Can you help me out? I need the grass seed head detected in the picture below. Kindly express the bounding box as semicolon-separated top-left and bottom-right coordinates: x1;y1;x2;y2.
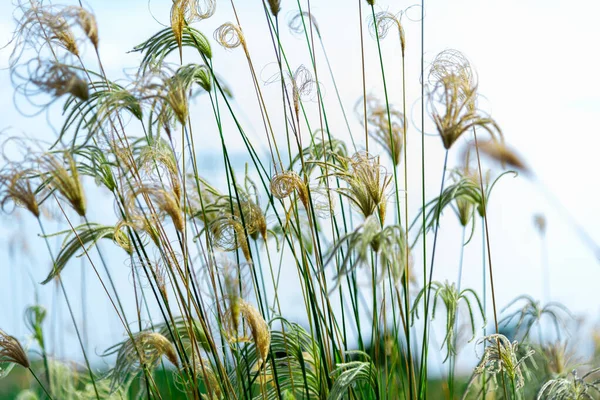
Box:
0;168;40;217
0;330;30;369
475;334;534;390
270;171;309;211
39;151;87;216
31;62;89;101
474;140;529;174
268;0;281;17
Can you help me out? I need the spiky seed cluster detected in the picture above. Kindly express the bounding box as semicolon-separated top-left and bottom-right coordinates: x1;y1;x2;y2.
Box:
356;96;404;166
225;300;271;369
270;171;309;210
0;330;30;369
474;334;534;390
39;151;87;216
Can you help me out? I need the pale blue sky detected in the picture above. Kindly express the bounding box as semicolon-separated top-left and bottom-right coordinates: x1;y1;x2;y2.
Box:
0;0;599;373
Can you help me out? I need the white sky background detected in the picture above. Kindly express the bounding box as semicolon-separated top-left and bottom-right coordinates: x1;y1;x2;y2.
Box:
0;0;599;374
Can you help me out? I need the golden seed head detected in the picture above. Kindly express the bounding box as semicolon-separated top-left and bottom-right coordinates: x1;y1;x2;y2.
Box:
31;62;89;101
474;140;529;174
268;0;281;17
225;300;270;368
270;171;309;210
0;330;30;369
0;168;40;217
39;151;86;216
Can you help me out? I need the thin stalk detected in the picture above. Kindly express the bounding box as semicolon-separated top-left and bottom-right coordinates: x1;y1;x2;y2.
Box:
419;149;449;395
29;367;54;400
36;218;100;400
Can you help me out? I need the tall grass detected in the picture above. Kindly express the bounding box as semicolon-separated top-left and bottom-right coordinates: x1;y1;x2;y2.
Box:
0;1;598;399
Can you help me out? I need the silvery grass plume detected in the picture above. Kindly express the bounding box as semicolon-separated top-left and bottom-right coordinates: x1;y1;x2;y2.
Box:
126;183;184;233
0;330;30;376
499;295;574;342
325;214;406;287
103;331;179;393
288;11;321;37
474;334;535;392
192;172;266;262
224;299;271;369
355;95;404;166
538;369;600;400
411;280;485;361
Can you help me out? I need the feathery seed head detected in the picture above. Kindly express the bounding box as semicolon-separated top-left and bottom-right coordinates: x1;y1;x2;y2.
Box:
369;12;405;53
225;300;270;369
270;171;309;210
171;0;216;59
356;96;404;166
31;62;89;101
39;151;86;216
105;331;178;391
0;168;40;217
0;330;29;369
214;23;246;51
128;184;184;232
473;140;529;174
335;152;391;223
